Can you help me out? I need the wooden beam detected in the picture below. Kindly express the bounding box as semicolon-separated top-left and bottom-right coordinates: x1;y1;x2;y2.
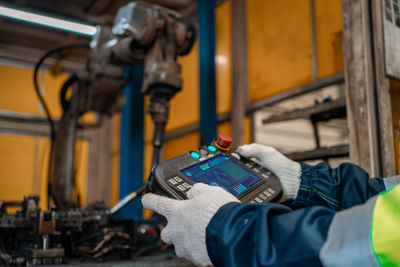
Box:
231;0;249;147
342;0;378;175
371;0;396;177
341;0;396;177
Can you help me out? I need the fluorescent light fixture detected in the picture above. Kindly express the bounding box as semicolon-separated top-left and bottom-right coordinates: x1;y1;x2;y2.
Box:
215;55;227;65
0;5;97;36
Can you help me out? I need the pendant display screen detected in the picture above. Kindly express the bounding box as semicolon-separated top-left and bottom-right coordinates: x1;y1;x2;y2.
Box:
181;153;262;197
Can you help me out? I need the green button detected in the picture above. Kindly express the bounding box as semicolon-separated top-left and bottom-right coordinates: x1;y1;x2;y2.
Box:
190;151;200;159
207;145;217;152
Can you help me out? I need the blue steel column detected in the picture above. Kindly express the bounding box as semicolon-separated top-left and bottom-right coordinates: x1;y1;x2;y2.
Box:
119;66;144;218
198;0;217;145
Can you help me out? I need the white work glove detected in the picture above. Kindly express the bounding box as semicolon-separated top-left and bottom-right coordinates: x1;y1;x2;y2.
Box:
237;143;301;201
142;183;239;266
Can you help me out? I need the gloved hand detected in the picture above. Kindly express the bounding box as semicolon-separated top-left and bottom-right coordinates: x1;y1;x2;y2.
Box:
237;143;301;201
142;183;239;266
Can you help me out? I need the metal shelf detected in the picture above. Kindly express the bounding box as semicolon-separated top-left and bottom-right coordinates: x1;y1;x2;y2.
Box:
262;98;346;124
285;145;349;161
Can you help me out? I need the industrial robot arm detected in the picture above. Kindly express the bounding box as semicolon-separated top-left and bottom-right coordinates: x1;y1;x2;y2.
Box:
51;1;196;210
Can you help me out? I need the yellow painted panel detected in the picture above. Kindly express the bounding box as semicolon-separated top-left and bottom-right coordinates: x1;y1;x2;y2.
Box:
314;0;344;78
143;141;154;219
74;139;89;205
144;141;153;178
0;135;35;202
0;64;95;121
246;0;313;102
111;114;121;205
216;1;232;114
166;42;199;132
0;65;38;114
164;131;200;160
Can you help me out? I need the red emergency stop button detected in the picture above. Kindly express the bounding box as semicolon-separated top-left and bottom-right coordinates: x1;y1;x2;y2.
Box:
216;134;232;149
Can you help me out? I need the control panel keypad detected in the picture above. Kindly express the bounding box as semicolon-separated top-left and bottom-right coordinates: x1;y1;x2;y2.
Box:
245;162;254;168
167;176;193;193
168;178;178;185
177;185;186;191
182;182;192;189
261;173;269;179
267;188;275;194
249;187;278;203
259;194;268;200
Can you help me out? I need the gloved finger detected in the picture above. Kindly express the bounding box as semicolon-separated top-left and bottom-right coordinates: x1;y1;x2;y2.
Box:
142;193;178;217
160;225;174;244
237;143;263;158
237;143;275;159
174;243;185;258
186;183;212;198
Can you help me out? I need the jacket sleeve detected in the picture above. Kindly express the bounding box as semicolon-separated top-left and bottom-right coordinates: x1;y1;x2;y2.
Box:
291;162;388;211
207;185;400;267
206;202;335;267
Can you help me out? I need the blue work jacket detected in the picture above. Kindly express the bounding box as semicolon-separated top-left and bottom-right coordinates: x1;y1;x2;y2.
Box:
206;162;400;267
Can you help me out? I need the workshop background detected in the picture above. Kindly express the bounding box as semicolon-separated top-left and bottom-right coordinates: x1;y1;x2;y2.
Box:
0;0;399;219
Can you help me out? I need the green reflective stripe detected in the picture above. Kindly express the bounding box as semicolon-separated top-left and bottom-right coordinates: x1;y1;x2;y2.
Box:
371;184;400;266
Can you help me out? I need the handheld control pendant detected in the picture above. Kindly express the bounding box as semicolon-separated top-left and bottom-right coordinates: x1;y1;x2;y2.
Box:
149;135;283;203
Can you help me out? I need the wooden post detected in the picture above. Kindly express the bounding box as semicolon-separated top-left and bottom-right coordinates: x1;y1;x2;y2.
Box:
342;0;396;177
371;0;397;177
231;0;249;147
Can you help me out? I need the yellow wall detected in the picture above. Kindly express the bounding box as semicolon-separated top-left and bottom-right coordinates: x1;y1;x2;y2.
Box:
0;64;94;209
246;0;343;101
247;0;313;102
314;0;344;78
